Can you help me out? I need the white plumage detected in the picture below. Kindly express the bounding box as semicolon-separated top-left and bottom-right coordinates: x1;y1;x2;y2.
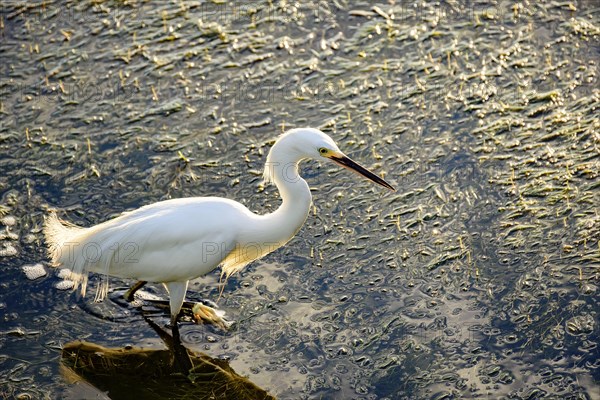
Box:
44;128;394;327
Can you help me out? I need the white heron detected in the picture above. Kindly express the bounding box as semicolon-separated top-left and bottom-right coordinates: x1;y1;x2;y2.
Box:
44;128;394;334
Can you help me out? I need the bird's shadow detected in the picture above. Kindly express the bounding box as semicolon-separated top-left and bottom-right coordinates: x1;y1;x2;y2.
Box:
61;307;274;400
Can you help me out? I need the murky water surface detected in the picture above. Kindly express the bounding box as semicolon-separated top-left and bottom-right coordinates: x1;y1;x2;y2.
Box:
1;1;598;399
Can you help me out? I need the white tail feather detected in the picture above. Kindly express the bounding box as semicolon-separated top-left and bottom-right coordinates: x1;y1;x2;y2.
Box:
43;212;107;300
43;212;82;265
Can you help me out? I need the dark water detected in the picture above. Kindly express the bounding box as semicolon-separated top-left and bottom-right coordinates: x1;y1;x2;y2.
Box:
1;1;598;399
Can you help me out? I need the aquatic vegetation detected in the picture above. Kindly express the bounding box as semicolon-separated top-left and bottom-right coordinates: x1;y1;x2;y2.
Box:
0;0;597;398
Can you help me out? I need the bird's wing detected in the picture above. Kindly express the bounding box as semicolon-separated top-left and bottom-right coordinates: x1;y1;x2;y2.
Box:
53;198;249;300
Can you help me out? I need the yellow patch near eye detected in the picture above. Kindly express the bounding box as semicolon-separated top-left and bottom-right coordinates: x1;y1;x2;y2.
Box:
319;148;328;155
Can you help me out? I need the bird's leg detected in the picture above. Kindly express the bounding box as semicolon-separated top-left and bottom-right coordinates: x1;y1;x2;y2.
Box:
141;311;193;374
124;280;147;302
170;315;193;374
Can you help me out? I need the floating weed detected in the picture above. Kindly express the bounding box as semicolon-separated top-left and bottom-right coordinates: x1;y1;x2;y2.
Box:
0;1;598;398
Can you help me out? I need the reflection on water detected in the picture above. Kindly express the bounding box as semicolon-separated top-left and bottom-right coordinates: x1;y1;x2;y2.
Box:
59;306;273;398
61;340;274;400
0;0;598;399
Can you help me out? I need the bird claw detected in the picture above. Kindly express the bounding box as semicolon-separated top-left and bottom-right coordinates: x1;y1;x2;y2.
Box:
191;303;233;330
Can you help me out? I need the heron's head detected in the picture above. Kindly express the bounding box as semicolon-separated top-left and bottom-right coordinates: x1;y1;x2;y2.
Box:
270;128;394;191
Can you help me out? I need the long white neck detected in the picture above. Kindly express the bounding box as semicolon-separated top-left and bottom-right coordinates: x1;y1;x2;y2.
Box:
253;142;312;246
221;151;311;278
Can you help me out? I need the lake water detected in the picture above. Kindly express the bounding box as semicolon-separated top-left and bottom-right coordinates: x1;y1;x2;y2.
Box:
0;1;598;399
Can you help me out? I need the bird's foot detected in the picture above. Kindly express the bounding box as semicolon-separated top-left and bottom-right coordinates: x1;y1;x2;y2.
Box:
191;303;233;330
124;280;148;302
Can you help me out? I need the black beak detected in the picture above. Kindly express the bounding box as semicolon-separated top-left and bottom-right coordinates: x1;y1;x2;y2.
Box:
329;153;395;191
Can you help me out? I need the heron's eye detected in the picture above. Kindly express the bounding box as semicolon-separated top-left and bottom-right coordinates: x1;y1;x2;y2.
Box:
319;148;328;155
